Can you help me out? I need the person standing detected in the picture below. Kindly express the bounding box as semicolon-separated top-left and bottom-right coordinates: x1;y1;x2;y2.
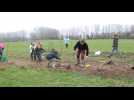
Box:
35;41;43;62
0;42;5;58
112;33;119;53
0;48;3;59
64;35;70;48
29;42;36;61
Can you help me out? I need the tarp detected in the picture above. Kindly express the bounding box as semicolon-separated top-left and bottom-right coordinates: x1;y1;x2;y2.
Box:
0;42;5;48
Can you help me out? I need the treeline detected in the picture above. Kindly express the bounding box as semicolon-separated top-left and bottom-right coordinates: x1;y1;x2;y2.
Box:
0;27;60;42
0;25;134;42
0;31;28;42
86;32;134;39
63;24;134;39
30;27;60;40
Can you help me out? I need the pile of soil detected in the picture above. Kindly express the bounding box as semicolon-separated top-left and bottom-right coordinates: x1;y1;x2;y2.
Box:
2;58;134;79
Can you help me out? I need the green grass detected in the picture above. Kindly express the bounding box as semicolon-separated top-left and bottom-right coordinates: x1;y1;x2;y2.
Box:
0;66;134;87
5;39;134;57
0;39;134;87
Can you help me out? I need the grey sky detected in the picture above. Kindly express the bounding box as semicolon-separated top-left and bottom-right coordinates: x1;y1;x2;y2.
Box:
0;12;134;33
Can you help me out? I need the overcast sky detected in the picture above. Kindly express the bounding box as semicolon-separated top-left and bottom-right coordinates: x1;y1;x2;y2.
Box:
0;12;134;33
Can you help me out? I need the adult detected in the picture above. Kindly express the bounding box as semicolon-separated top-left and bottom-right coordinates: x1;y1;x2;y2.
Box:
74;39;89;65
112;33;119;53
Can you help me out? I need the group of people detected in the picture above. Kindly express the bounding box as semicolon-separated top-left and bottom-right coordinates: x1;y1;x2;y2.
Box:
30;32;119;65
64;33;119;65
29;41;45;62
30;41;61;63
29;38;89;66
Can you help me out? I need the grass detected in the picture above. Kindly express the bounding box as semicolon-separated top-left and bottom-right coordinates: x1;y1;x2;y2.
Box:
0;66;134;87
0;39;134;87
5;39;134;56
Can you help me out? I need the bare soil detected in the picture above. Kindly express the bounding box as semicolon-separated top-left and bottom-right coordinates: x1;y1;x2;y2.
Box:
1;56;134;79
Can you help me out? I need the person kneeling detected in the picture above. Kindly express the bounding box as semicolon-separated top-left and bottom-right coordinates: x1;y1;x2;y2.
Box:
46;49;61;67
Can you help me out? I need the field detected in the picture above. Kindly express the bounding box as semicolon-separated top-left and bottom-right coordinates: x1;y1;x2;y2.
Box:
0;39;134;87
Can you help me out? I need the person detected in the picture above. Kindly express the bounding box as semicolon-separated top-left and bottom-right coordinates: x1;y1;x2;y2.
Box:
0;48;3;59
0;42;5;60
64;36;69;48
46;49;71;69
29;42;36;61
35;41;43;62
112;33;119;53
46;49;61;68
46;49;60;61
74;39;89;65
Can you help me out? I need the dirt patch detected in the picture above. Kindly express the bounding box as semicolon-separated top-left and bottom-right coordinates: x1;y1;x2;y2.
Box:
14;59;49;69
2;57;134;79
0;61;14;70
58;60;134;79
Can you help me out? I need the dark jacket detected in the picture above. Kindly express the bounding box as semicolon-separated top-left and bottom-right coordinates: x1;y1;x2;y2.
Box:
46;50;60;61
35;48;45;55
112;38;118;48
74;41;89;56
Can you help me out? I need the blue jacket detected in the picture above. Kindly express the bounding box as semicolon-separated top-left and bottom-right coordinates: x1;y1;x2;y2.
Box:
64;37;69;44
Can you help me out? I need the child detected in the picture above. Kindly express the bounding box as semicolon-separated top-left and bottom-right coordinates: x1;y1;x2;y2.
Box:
64;36;69;48
46;49;60;61
74;39;89;65
35;41;44;62
46;49;62;68
29;42;36;61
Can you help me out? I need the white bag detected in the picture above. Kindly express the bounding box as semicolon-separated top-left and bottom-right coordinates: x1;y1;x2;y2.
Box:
95;51;101;56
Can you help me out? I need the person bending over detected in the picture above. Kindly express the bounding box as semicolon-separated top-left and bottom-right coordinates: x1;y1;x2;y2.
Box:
74;39;89;65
